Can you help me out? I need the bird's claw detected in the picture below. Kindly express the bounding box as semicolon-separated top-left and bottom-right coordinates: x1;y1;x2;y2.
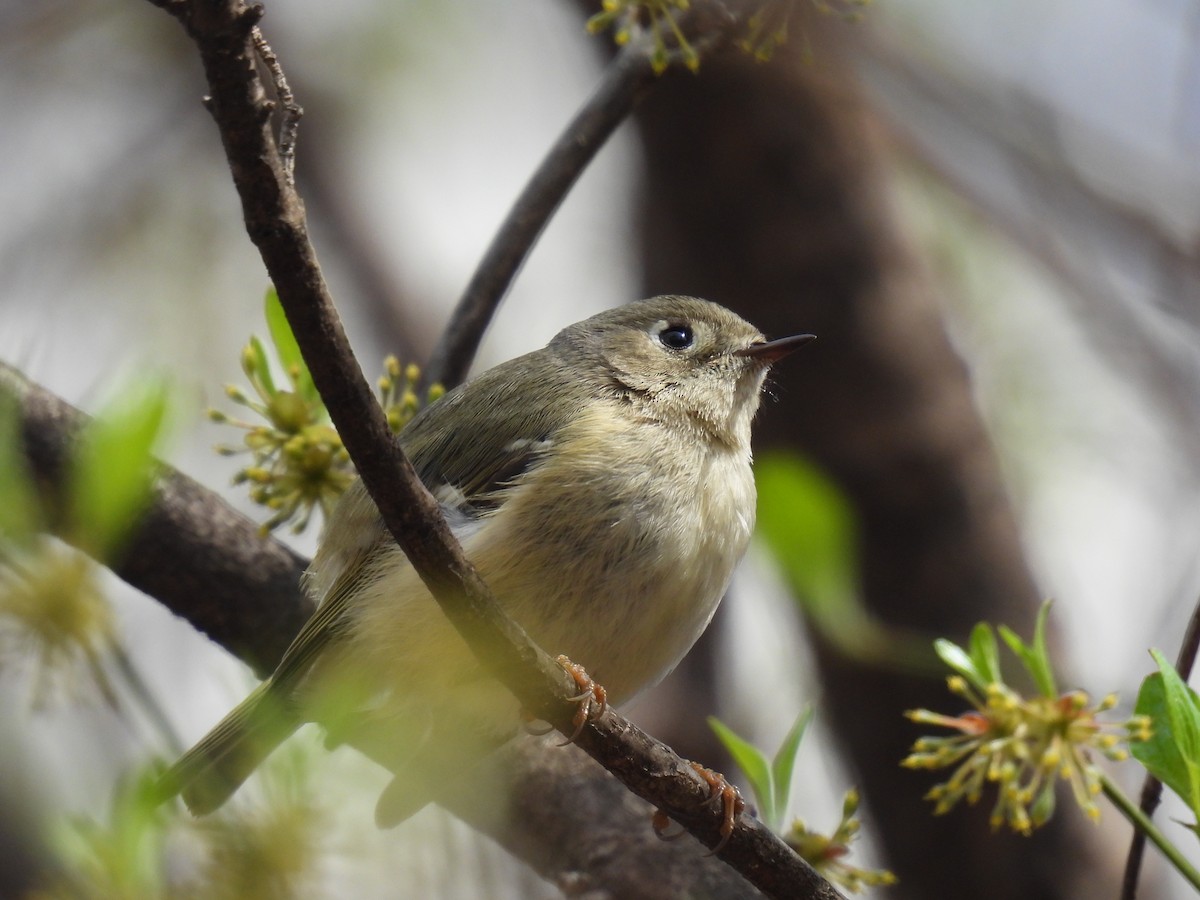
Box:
555;654;608;744
518;708;556;736
690;762;744;856
652;807;686;841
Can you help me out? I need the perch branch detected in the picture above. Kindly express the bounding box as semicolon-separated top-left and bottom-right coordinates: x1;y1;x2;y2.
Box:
1;363;764;896
144;1;836;895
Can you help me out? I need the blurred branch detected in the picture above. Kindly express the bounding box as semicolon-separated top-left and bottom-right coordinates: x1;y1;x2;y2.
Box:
0;361;310;677
142;0;837;894
297;121;423;364
425;1;739;391
860;28;1200;451
0;360;762;897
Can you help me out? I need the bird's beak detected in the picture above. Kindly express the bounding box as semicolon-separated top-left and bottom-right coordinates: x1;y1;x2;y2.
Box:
735;333;816;363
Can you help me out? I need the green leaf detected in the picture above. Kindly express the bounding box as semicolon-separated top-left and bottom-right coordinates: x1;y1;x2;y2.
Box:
0;393;41;542
934;638;987;690
755;453;937;672
1132;672;1194;808
708;716;776;829
968;622;1002;686
1137;650;1200;819
1030;781;1056;828
264;285;316;403
770;705;813;829
1029;600;1057;696
998;601;1057;698
246;335;276;396
68;378;171;561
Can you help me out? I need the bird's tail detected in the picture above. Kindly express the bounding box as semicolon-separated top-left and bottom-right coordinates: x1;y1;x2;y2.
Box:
158;680;300;815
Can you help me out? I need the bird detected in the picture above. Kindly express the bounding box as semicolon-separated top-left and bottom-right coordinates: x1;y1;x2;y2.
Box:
161;295;813;827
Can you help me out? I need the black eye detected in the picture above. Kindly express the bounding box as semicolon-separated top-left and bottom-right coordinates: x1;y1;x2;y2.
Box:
658;323;694;350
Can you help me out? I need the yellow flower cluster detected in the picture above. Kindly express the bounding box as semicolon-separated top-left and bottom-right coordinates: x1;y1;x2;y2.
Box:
904;676;1151;834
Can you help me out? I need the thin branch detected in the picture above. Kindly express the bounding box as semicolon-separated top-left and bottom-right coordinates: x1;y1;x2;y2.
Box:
425;2;738;390
1106;773;1200;895
1120;594;1200;899
146;2;838;896
424;37;657;389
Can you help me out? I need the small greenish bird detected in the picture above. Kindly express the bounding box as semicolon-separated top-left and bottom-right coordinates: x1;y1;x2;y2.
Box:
163;296;812;826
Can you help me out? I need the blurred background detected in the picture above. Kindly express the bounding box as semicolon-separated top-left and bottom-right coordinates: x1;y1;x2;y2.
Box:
3;0;1200;896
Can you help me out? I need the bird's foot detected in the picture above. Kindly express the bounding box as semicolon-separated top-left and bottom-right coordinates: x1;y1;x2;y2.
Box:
555;654;608;743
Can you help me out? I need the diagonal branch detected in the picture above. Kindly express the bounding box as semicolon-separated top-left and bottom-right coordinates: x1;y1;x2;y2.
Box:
426;2;737;390
1;361;763;897
0;361;310;677
143;1;839;896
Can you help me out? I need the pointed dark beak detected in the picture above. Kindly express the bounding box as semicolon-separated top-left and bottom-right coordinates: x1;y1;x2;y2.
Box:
735;333;816;364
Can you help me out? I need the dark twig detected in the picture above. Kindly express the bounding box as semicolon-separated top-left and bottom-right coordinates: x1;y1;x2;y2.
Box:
425;2;740;391
1120;594;1200;899
424;39;659;390
146;2;837;896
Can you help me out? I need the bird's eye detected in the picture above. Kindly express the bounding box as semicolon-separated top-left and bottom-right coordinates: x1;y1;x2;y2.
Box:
658;323;694;350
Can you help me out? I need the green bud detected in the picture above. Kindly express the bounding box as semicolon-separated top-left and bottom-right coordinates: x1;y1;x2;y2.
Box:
268;391;311;432
240;342;263;378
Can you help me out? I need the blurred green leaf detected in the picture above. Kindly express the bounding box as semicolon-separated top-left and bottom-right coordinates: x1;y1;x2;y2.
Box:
264;285;317;404
68;379;170;561
771;705;813;830
708;716;776;829
48;765;171;898
998;601;1057;698
1131;672;1191;807
246;335;276;396
0;394;41;542
755;452;937;672
968;622;1002;686
755;453;854;608
934;637;987;689
1134;650;1200;820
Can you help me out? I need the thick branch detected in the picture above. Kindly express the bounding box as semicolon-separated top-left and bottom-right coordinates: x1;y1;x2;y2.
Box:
145;1;838;895
2;363;763;897
0;362;309;677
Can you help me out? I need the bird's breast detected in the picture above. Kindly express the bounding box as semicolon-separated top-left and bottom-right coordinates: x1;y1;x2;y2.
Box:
471;405;757;703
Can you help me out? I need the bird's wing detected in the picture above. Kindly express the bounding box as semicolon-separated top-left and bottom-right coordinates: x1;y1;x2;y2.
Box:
271;352;575;683
400;353;575;513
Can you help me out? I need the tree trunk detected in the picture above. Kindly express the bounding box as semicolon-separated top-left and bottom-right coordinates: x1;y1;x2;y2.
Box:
630;17;1109;898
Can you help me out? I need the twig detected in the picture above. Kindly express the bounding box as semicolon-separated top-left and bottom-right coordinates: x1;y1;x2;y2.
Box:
426;2;740;391
424;37;658;389
1105;772;1200;894
1120;594;1200;899
146;2;838;896
109;642;185;756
